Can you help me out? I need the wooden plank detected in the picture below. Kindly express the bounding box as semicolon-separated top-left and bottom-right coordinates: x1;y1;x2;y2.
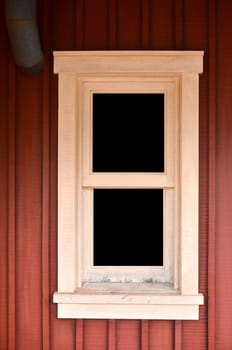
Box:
0;9;10;348
150;0;175;49
49;50;76;350
0;100;8;350
84;320;108;350
76;0;84;48
52;0;76;49
76;320;84;350
175;0;183;48
117;0;141;48
141;320;149;350
16;73;43;350
108;0;117;48
84;0;108;49
174;0;184;347
73;14;94;323
215;0;232;348
50;1;77;348
208;0;216;349
182;0;208;347
108;320;116;350
141;0;150;48
174;321;182;350
149;321;174;349
116;320;140;350
41;0;52;348
7;59;16;350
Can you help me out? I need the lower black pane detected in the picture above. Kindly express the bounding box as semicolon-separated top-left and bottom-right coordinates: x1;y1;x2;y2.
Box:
94;189;163;266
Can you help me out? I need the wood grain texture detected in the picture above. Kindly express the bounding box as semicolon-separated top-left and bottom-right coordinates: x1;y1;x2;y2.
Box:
216;0;232;348
207;0;216;349
2;0;232;348
117;0;141;48
141;0;150;48
52;0;76;50
0;6;9;348
84;0;108;49
76;320;84;350
117;320;140;350
108;0;117;48
174;321;182;350
41;0;52;348
141;320;149;350
182;1;208;349
8;58;17;350
150;0;175;49
175;0;183;48
108;320;116;350
149;321;174;349
76;0;84;48
50;1;76;349
15;72;43;350
84;320;108;350
50;70;77;350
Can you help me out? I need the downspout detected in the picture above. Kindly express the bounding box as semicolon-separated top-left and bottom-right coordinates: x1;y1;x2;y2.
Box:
5;0;44;74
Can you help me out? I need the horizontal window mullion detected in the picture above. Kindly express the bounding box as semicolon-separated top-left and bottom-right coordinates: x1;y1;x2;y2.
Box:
82;174;174;188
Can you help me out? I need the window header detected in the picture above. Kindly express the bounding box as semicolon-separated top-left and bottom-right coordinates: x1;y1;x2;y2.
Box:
54;50;203;74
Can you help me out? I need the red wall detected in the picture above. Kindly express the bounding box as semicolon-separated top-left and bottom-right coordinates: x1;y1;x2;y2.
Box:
0;0;231;349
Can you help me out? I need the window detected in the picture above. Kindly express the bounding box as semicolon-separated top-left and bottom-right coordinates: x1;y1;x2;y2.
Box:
53;51;204;320
92;93;164;172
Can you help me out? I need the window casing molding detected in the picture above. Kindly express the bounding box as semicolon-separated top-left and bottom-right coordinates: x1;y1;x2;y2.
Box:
53;51;204;320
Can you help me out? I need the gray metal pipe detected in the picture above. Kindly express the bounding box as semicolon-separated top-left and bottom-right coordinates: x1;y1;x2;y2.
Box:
5;0;44;74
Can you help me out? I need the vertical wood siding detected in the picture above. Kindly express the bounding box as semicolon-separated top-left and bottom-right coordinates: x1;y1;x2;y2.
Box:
216;1;232;348
0;0;231;349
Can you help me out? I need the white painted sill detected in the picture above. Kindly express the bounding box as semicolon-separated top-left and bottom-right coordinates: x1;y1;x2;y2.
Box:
54;289;204;320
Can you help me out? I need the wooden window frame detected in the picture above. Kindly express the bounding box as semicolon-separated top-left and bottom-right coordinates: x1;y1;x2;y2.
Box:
53;51;204;320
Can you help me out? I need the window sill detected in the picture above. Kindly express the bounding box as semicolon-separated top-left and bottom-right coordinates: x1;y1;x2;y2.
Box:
53;290;203;320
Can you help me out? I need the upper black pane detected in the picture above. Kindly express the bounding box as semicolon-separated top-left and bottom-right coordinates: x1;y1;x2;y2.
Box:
93;94;164;172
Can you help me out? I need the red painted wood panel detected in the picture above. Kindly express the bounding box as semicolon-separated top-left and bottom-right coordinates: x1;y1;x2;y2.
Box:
0;4;9;348
16;73;43;350
8;62;17;350
84;0;108;49
117;0;142;48
149;321;174;349
182;1;208;349
116;320;141;350
208;0;217;348
1;0;232;348
150;0;175;49
216;1;232;348
84;320;108;350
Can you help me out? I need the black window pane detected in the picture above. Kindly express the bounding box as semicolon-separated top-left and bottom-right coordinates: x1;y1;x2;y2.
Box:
94;189;163;266
93;94;164;172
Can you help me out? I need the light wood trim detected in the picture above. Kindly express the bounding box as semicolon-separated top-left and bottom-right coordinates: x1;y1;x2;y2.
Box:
54;51;203;74
54;51;204;319
57;303;203;320
57;73;77;292
180;73;199;294
82;174;174;188
81;79;176;183
54;292;203;305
